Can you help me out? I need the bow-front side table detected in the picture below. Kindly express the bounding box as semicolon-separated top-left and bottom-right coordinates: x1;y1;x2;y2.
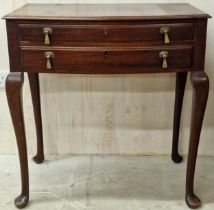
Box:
3;3;211;209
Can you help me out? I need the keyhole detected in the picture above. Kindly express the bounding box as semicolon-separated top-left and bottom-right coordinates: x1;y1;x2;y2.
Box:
104;28;108;36
104;51;108;58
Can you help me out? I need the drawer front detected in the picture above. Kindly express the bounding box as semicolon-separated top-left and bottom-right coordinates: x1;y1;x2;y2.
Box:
21;47;193;73
19;23;194;45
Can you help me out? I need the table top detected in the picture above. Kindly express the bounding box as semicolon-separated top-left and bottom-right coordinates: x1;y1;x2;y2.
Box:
3;3;211;21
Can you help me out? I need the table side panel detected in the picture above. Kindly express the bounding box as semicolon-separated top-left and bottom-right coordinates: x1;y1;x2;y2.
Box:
6;20;20;72
193;19;208;71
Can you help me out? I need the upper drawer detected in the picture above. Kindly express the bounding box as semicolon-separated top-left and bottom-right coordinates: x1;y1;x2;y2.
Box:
19;23;194;45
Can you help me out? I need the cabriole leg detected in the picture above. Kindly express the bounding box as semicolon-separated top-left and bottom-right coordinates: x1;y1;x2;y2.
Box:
28;73;44;163
186;71;209;209
6;72;29;208
172;72;187;163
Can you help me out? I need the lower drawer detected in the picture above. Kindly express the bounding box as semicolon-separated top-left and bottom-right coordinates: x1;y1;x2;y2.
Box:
21;47;193;73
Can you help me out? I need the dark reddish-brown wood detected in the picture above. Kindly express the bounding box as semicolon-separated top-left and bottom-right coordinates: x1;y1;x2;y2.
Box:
6;73;29;208
193;19;208;71
3;4;211;20
21;46;193;73
3;4;210;74
172;72;187;163
28;73;44;163
186;71;209;209
19;23;194;44
6;21;20;72
3;3;211;209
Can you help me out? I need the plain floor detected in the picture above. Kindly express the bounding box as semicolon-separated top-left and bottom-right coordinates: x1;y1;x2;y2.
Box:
0;155;214;210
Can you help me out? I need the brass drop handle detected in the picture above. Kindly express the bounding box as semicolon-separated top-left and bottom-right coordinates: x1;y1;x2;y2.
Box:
160;27;170;44
43;27;52;45
159;51;169;69
44;52;54;70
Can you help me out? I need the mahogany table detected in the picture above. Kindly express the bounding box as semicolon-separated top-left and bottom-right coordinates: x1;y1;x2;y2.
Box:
3;3;211;209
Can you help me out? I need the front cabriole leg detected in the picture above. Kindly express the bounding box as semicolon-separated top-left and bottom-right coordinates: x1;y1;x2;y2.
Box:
6;72;29;208
186;71;209;208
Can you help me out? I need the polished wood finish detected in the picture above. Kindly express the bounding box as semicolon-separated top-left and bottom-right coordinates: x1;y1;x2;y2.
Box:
19;23;194;44
28;73;44;163
4;3;210;209
21;47;193;73
3;4;211;20
6;21;20;72
6;73;29;208
186;71;209;208
172;72;187;163
5;18;208;74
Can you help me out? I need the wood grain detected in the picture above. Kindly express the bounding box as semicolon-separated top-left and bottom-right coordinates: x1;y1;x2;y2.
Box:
3;3;211;20
20;46;193;73
19;23;194;44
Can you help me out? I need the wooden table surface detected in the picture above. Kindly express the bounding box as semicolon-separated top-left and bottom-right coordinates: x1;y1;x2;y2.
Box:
3;3;210;20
